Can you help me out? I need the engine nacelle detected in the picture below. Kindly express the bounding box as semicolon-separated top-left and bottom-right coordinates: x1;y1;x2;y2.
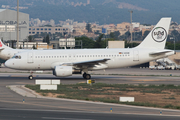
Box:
53;66;72;77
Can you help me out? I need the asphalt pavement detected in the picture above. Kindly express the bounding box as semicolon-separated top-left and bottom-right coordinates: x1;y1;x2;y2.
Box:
0;67;180;120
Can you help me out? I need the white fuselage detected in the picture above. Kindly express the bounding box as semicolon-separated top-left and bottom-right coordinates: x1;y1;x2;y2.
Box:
5;48;174;71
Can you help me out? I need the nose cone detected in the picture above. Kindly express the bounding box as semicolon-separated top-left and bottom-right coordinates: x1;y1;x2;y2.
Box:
5;60;12;68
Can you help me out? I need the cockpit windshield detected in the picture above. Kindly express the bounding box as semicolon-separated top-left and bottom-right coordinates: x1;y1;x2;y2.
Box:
12;55;21;59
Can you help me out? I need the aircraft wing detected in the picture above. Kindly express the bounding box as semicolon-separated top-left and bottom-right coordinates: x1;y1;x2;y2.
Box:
63;58;110;67
149;50;174;55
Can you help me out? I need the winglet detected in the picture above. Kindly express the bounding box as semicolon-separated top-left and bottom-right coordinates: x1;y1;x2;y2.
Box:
136;18;171;49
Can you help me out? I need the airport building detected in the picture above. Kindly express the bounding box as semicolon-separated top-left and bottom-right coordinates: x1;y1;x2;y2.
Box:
29;26;71;35
0;9;29;41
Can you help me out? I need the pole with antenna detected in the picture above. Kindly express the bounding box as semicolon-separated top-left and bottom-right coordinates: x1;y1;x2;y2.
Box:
17;0;19;49
129;10;133;47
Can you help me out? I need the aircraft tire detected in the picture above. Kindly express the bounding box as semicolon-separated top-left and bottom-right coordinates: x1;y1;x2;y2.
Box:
28;75;33;80
85;74;91;79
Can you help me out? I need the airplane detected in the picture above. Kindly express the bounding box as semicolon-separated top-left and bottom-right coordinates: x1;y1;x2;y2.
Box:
0;39;28;60
5;17;175;80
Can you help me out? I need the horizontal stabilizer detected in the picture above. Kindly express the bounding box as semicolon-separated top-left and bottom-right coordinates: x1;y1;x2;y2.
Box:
149;50;174;55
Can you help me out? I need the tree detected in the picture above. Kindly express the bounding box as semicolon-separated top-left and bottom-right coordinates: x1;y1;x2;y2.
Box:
94;34;104;48
143;30;150;39
28;35;34;42
75;36;95;48
43;34;50;45
114;31;120;39
110;32;115;39
19;45;22;49
32;44;37;49
46;34;50;45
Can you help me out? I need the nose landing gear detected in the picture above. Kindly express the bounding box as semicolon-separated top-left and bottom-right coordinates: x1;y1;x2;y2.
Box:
28;75;33;80
28;71;33;80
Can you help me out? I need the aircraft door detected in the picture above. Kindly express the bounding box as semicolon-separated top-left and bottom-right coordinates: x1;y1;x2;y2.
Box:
27;52;33;63
133;51;139;61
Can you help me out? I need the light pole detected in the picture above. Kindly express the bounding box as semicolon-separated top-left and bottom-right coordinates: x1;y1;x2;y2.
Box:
129;10;133;43
174;36;176;51
17;0;19;49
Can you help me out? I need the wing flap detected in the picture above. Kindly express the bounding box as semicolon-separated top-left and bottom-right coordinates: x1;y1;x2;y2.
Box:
62;58;110;67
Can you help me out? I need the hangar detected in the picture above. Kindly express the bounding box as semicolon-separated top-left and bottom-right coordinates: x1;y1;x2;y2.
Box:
0;9;29;41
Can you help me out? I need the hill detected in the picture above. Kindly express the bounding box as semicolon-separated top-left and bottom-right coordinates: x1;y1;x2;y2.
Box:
1;0;180;24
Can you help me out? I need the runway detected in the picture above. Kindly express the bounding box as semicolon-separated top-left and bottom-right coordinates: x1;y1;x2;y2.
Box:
0;72;180;85
0;68;180;119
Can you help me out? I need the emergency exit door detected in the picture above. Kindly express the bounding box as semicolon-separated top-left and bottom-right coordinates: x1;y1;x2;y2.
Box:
133;51;139;61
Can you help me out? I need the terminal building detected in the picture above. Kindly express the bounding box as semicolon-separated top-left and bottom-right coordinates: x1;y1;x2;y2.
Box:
29;26;71;35
0;9;29;41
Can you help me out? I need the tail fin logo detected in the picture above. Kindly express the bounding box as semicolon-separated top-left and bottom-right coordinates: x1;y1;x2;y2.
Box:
0;42;2;47
152;27;167;42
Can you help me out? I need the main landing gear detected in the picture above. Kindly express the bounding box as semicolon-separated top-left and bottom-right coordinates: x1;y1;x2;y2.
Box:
83;73;91;79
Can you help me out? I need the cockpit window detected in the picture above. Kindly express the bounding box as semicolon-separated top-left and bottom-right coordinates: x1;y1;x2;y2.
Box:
12;55;21;59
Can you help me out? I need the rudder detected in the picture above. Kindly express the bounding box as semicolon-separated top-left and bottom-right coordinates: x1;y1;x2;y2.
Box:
136;17;171;49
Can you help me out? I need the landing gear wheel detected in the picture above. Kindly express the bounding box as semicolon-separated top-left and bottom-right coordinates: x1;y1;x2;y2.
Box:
85;74;91;79
83;73;87;79
28;75;33;80
82;73;91;79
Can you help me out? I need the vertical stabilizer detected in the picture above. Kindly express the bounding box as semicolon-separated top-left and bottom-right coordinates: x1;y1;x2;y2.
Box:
136;18;171;49
0;39;12;50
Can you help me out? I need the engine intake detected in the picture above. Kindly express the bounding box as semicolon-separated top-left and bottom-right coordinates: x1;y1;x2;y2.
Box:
53;66;72;77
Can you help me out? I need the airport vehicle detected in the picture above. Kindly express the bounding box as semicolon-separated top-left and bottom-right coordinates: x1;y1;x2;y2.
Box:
149;65;157;70
166;63;176;70
0;39;27;60
5;18;175;79
157;65;165;70
152;58;180;70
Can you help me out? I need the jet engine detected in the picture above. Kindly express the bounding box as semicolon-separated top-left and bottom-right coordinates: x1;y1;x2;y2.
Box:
53;66;72;77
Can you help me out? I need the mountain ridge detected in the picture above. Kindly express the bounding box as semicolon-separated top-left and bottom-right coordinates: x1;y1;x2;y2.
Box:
0;0;180;25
